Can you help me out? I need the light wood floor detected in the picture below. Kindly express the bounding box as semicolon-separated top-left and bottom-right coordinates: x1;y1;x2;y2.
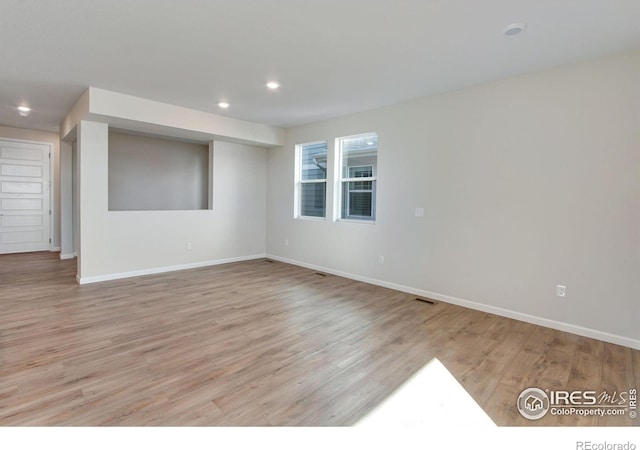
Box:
0;252;638;426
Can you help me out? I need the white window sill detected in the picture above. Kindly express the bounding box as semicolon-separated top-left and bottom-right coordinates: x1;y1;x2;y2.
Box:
296;215;327;222
335;218;376;225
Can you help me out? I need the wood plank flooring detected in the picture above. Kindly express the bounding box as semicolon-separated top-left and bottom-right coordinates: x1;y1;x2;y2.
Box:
0;252;638;426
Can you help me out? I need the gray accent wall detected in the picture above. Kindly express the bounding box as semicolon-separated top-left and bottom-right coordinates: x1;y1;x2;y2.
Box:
108;131;209;211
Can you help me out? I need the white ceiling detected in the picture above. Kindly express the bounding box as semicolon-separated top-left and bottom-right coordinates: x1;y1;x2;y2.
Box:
1;0;640;133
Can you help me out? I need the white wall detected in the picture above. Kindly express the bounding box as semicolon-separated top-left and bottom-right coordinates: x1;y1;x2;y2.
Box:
59;140;73;258
72;141;78;255
0;125;60;249
266;50;640;348
77;120;267;282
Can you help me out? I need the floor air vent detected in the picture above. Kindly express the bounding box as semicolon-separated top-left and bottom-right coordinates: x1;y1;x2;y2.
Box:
415;297;437;305
265;259;274;263
314;272;328;277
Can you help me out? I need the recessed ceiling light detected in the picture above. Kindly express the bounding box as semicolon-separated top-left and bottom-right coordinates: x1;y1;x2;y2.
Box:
17;105;31;117
266;81;280;90
218;102;230;109
503;23;526;36
367;141;374;145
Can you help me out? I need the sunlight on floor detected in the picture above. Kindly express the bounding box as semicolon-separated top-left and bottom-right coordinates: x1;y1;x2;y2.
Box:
355;358;496;427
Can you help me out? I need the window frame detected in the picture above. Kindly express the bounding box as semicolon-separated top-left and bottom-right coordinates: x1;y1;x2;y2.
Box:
344;165;375;220
335;132;378;223
294;140;328;220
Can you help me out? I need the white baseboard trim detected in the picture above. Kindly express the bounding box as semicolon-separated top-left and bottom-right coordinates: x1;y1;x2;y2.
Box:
77;254;267;285
60;253;75;260
266;254;640;350
51;247;61;252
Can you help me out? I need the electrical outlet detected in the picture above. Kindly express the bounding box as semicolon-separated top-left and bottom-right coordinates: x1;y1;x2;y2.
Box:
378;255;384;264
284;238;289;247
414;207;425;217
186;242;193;251
556;285;566;298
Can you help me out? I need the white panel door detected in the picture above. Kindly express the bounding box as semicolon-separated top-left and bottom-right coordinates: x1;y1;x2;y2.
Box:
0;139;51;254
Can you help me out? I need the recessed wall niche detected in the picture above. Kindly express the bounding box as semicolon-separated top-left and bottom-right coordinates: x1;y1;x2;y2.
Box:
108;130;210;211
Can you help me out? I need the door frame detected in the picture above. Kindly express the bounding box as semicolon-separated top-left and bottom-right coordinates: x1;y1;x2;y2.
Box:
0;137;54;252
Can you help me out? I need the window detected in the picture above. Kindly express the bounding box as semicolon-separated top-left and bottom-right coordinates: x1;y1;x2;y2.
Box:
337;133;377;221
295;141;327;218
